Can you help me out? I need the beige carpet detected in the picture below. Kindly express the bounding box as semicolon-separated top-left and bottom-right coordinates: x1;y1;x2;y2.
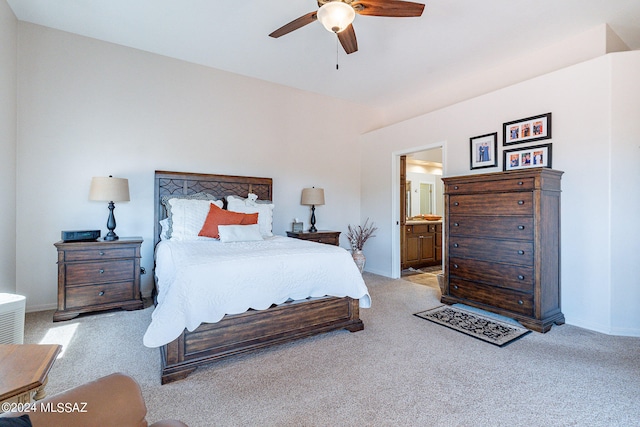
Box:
24;273;640;427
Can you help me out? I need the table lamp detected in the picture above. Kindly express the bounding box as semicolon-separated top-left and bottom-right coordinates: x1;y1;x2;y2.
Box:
89;176;130;241
301;187;325;233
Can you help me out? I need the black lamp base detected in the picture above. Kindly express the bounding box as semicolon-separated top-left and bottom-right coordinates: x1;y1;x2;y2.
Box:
103;231;119;241
104;201;119;241
309;205;317;233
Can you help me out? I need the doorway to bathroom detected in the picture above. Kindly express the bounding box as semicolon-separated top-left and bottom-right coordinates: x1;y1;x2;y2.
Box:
399;147;444;291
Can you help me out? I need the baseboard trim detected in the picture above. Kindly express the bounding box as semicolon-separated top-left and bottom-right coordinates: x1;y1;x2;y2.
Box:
26;302;57;313
565;315;640;337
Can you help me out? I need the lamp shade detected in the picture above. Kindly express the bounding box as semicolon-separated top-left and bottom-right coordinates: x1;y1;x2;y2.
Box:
317;1;355;33
301;187;325;206
89;176;130;202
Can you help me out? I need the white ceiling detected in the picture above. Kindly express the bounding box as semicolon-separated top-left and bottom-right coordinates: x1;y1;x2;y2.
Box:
7;0;640;116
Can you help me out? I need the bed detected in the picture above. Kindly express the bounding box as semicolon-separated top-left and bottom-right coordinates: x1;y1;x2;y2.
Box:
149;171;369;384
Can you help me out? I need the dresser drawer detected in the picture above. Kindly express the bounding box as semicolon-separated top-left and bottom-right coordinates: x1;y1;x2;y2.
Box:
63;247;137;262
449;216;534;240
449;236;533;266
449;278;533;316
407;223;440;234
409;224;429;234
65;282;135;308
449;257;534;292
446;177;534;194
449;192;533;216
65;260;135;286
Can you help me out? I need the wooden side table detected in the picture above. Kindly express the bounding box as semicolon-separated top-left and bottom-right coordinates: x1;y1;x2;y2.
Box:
286;230;341;246
53;237;143;321
0;344;61;405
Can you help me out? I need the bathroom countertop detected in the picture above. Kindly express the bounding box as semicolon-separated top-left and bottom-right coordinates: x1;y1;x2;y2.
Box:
405;219;442;225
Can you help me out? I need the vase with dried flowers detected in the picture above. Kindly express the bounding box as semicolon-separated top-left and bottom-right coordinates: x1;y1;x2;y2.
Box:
347;218;378;273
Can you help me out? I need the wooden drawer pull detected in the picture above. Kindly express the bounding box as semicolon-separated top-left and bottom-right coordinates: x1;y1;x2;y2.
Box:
453;202;459;206
453;285;459;290
517;300;524;305
453;264;458;269
454;186;459;190
518;225;525;230
517;200;525;205
453;223;459;227
518;181;523;185
518;250;525;255
518;275;525;280
99;291;105;296
453;243;459;248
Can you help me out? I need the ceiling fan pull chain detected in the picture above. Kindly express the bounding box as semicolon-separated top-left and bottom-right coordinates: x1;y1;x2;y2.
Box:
336;36;339;70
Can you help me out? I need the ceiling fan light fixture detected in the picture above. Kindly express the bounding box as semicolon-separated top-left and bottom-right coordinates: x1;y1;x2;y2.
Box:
317;1;355;33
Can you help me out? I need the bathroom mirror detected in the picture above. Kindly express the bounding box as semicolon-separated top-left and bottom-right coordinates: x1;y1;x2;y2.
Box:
404;148;443;220
406;180;435;217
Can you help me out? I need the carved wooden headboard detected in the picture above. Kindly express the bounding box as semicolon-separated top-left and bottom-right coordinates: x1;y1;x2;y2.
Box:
153;170;273;248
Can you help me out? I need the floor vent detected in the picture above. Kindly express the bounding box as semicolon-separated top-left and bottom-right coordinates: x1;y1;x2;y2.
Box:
0;294;26;344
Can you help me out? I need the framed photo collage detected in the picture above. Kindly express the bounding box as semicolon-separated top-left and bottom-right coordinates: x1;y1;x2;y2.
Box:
470;112;553;171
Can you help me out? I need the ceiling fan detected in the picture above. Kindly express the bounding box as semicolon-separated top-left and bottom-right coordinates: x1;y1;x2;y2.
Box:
269;0;425;55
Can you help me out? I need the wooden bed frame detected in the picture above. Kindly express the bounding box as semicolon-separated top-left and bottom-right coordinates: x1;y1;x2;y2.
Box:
153;170;364;384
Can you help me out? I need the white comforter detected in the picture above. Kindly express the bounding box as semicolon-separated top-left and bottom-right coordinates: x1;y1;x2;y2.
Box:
143;236;371;348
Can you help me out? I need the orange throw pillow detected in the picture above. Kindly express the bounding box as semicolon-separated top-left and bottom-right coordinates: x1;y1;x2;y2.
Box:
198;203;259;239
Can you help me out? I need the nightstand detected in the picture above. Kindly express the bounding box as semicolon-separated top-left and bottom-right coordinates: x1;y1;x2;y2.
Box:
53;237;143;321
286;230;340;246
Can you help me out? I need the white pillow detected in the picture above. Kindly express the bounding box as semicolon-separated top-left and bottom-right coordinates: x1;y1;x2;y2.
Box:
166;198;224;240
159;218;170;241
161;192;218;239
227;195;274;237
218;224;264;243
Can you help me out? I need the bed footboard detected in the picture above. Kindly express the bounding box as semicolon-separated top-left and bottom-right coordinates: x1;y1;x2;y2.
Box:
160;296;363;384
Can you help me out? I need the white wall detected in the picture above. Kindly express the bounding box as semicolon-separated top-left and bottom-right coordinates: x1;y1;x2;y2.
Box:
609;52;640;335
0;0;17;294
16;23;381;310
360;52;640;336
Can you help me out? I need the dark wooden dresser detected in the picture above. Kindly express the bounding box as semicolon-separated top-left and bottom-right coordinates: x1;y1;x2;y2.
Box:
441;168;564;333
286;231;340;246
53;237;143;321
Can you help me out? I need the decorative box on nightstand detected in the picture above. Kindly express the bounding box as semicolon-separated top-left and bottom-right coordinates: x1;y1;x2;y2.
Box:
53;237;143;321
286;230;340;246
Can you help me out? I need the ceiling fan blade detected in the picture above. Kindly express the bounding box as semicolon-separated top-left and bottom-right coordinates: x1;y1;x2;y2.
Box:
269;11;318;38
337;24;358;54
352;0;425;17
